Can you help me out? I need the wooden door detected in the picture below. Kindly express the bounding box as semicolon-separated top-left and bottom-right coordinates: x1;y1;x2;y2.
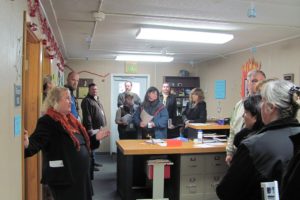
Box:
23;24;42;200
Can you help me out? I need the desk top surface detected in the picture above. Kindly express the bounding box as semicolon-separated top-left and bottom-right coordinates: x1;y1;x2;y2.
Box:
116;140;226;155
187;123;230;130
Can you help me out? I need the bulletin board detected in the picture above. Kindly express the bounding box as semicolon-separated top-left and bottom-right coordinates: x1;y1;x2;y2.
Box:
77;78;93;99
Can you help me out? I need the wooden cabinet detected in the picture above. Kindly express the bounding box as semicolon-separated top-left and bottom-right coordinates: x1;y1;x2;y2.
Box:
164;76;200;115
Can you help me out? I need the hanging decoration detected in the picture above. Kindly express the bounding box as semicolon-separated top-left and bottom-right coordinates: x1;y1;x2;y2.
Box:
64;65;110;82
241;58;261;97
27;0;65;71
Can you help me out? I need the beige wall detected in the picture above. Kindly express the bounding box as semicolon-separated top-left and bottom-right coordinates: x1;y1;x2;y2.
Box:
65;60;195;151
196;37;300;119
0;0;27;199
67;37;300;152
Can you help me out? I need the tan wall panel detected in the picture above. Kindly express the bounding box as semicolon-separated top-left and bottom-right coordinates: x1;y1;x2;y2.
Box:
196;37;300;119
0;1;27;200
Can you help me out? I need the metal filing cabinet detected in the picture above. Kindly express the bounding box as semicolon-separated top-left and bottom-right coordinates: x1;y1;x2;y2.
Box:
179;153;227;200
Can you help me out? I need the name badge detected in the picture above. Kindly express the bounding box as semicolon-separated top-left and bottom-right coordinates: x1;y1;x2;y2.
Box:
49;160;64;168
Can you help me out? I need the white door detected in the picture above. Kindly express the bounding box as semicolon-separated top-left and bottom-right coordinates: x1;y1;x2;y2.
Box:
110;74;149;153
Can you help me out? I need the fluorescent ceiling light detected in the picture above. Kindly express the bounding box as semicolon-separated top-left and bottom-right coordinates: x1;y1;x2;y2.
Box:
115;55;174;62
136;28;234;44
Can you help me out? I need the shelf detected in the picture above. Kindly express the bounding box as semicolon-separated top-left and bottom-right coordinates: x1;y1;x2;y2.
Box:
164;76;200;115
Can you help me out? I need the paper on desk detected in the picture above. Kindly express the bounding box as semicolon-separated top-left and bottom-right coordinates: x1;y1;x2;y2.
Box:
140;109;153;124
193;144;212;148
193;142;225;148
145;139;165;144
189;123;211;126
157;142;167;147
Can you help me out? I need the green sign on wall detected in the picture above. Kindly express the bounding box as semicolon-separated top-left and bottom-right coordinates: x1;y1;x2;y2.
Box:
125;62;138;74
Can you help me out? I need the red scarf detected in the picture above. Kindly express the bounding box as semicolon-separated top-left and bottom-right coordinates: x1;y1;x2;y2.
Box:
46;108;91;152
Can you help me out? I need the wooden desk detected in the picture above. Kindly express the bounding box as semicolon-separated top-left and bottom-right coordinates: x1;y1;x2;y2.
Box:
116;140;226;200
187;123;230;130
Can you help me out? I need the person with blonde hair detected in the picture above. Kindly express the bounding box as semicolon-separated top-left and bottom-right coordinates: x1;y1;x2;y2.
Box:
217;79;300;200
24;87;110;200
181;88;207;137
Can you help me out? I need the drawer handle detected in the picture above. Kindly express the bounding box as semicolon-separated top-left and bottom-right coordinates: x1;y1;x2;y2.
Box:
214;156;221;160
188;165;197;168
190;157;196;161
189;177;196;182
214;176;220;181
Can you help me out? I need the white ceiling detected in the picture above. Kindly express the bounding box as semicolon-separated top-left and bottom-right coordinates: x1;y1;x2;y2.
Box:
40;0;300;64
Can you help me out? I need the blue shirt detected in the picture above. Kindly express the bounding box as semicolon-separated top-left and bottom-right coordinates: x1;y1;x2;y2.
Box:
70;95;79;119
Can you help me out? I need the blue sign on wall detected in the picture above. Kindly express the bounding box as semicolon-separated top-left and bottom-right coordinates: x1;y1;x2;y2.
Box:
215;80;226;99
14;115;21;137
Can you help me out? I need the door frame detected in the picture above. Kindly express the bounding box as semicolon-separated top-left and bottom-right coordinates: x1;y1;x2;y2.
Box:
110;74;150;154
22;20;43;200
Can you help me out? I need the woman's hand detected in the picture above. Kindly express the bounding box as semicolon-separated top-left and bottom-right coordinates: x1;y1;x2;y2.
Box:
184;120;190;128
96;128;110;141
140;121;147;128
148;122;155;128
24;130;29;148
225;155;233;166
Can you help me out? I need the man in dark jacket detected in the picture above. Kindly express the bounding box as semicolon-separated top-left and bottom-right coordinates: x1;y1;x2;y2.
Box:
81;83;107;178
159;82;178;138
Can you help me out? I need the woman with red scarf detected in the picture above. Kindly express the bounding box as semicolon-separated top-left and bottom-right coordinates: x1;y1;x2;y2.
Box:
24;87;110;200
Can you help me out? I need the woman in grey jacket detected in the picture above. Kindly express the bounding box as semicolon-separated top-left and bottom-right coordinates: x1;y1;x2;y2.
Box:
216;79;300;200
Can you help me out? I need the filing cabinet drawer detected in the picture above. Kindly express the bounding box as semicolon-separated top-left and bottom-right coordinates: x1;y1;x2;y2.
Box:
180;174;205;195
180;154;205;175
205;154;227;173
181;153;227;175
203;173;224;194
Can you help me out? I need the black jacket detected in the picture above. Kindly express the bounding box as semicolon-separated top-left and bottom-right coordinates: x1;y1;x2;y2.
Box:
81;94;106;130
216;118;300;200
81;94;106;149
281;133;300;200
159;93;177;121
182;101;207;123
25;115;88;186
